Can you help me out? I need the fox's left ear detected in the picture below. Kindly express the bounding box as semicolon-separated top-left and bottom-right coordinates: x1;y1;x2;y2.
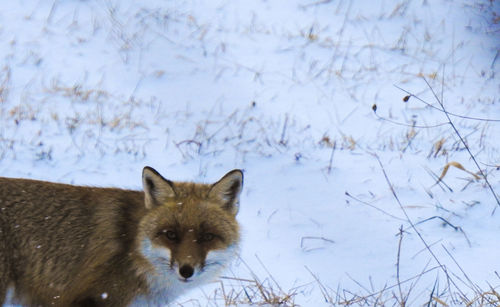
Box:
208;169;243;215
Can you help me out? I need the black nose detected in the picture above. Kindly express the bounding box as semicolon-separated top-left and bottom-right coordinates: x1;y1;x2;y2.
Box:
179;265;194;279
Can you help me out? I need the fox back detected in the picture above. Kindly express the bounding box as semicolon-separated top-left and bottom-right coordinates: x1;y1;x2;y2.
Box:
0;167;243;307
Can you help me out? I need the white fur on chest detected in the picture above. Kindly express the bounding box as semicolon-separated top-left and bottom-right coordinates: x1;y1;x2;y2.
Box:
133;238;238;306
130;273;191;307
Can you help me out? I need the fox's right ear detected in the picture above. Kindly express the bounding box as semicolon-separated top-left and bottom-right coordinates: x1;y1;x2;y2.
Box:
142;167;176;209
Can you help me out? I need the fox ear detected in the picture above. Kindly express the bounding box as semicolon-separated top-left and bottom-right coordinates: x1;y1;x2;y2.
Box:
208;169;243;215
142;167;176;209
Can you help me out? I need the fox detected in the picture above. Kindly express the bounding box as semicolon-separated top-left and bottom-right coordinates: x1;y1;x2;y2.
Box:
0;166;243;307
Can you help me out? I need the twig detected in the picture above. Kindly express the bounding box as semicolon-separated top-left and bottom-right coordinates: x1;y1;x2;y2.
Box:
255;254;284;294
279;114;288;146
422;77;500;212
300;0;333;9
407;258;433;303
373;153;469;302
372;106;449;128
393;84;500;122
300;236;335;252
345;272;372;295
345;191;406;221
396;225;406;306
442;244;482;295
340;265;441;303
305;266;333;303
411;239;443;260
220;276;256;283
423;166;453;193
426;278;438;307
327;140;336;174
402;216;471;247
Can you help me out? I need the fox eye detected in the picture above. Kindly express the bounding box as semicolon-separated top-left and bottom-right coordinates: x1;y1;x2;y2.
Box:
166;231;178;241
200;233;215;242
159;230;178;241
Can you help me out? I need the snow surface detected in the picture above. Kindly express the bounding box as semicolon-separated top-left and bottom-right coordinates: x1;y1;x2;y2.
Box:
0;0;499;305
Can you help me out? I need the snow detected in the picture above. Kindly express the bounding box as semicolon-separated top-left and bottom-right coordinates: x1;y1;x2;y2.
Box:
1;0;499;305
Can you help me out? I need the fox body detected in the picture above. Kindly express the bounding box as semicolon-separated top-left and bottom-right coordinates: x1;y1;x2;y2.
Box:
0;167;243;307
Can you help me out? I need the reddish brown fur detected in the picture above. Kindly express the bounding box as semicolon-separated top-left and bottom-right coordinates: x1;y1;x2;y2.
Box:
0;168;242;307
0;177;149;306
138;181;240;272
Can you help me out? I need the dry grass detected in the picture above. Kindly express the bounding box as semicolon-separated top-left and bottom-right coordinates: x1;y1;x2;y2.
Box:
1;1;498;306
177;257;300;306
178;266;499;306
218;276;298;306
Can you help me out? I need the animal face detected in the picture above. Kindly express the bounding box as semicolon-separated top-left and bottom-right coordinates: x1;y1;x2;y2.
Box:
140;201;240;283
137;167;242;290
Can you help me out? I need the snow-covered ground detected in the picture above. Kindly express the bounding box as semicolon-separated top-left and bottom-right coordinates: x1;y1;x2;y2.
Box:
1;0;499;305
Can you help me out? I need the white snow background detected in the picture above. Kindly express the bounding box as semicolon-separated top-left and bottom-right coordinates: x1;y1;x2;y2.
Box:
0;0;499;305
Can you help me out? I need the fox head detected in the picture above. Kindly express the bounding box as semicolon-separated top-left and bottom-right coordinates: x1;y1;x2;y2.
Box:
137;167;243;290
